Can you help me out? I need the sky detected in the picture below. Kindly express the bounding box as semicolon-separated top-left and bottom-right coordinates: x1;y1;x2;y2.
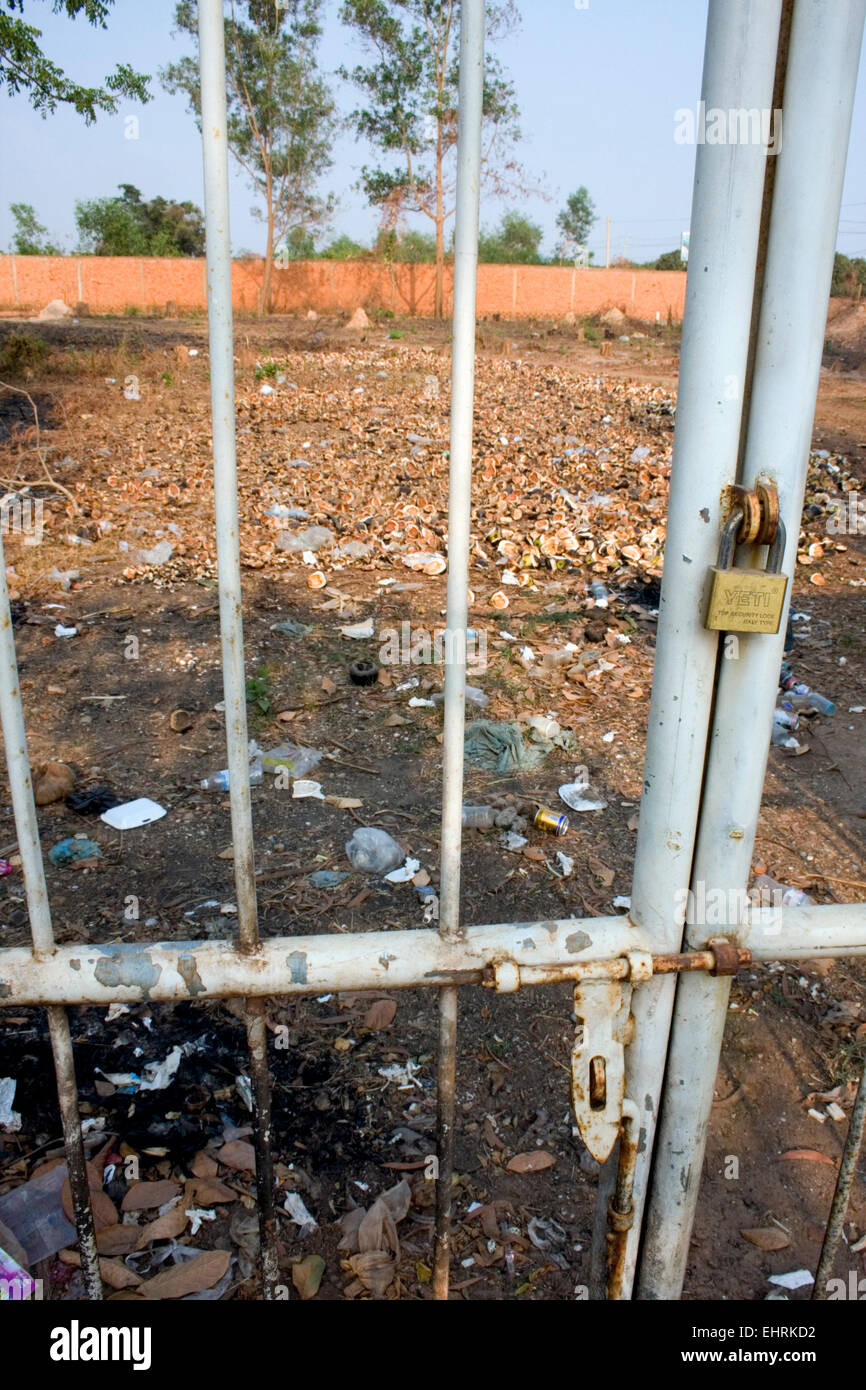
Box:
1;0;865;264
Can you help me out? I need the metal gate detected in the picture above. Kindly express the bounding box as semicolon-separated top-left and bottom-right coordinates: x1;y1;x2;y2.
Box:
1;0;865;1302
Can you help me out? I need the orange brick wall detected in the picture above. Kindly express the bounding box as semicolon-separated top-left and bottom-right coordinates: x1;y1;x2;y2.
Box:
0;254;688;322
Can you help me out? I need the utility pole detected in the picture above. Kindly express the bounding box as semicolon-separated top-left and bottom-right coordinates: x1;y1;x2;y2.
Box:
605;216;611;268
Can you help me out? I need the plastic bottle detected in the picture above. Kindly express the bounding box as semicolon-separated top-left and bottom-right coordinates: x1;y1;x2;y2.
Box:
779;663;835;716
752;873;814;909
589;582;610;609
201;764;264;792
461;805;495;829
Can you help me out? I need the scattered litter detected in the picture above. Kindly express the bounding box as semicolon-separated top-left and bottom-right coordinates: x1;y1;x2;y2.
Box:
98;1045;183;1094
186;1208;217;1236
0;1078;21;1133
66;786;121;815
613;895;632;910
261;744;323;778
385;857;421;884
33;761;75;806
0;860;11;877
409;696;436;708
559;780;607;813
462;805;496;829
555;852;574;878
340;618;374;639
283;1191;318;1237
768;1269;814;1291
403;552;446;575
54;624;78;639
271;618;313;637
349;659;378;686
465;719;547;773
101;798;167;830
501;831;529;851
48;837;102;866
346;826;405;874
377;1060;422;1089
292;780;324;800
308;869;349;890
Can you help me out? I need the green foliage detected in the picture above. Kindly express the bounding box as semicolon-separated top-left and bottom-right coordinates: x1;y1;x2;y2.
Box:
163;1;335;308
9;202;61;254
832;252;866;297
0;331;49;375
246;665;272;717
653;249;684;271
0;1;149;122
555;186;596;258
255;359;280;379
478;210;543;264
75;184;205;256
319;233;369;259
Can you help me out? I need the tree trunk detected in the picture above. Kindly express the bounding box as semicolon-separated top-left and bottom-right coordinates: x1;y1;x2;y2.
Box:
262;175;275;316
434;121;444;319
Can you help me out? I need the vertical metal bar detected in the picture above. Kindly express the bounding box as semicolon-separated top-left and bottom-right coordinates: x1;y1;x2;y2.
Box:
592;0;784;1299
813;1071;866;1298
433;0;484;1302
198;0;278;1298
638;0;866;1301
0;534;102;1297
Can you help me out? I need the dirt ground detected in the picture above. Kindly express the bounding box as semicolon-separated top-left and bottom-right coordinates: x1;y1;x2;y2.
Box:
0;308;863;1302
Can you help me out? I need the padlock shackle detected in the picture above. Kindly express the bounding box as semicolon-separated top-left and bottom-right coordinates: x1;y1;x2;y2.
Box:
716;507;745;571
766;518;787;573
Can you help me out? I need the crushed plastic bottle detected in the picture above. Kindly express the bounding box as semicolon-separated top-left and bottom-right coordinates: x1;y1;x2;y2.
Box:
461;805;496;829
779;663;835;716
201;764;264;792
345;826;405;874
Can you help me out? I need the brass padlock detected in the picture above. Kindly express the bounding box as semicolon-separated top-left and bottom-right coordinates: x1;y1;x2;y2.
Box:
705;512;788;633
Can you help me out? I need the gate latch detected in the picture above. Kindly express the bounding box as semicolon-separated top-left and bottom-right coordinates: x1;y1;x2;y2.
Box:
571;980;634;1163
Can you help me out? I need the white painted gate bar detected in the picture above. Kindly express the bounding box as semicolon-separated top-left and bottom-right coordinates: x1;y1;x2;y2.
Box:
592;0;785;1299
638;0;866;1301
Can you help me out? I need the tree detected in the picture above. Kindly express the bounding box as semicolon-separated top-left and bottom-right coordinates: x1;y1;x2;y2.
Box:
320;233;369;259
832;252;866;298
9;201;62;254
75;184;206;256
555;186;596;261
653;248;684;271
478;209;542;264
340;0;526;318
0;1;149;122
163;1;335;313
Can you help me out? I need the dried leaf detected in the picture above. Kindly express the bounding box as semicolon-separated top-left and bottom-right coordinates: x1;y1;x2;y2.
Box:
483;1116;506;1151
292;1254;326;1300
188;1177;237;1205
337;1207;365;1253
588;856;616;887
140;1249;231;1300
191;1151;219;1178
136;1206;189;1246
348;1249;395;1297
95;1224;142;1257
59;1249;141;1291
320;676;337;696
779;1149;836;1167
61;1163;117;1232
121;1179;182;1213
506;1150;557;1173
217;1139;256;1172
363;998;397;1030
741;1227;790;1251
